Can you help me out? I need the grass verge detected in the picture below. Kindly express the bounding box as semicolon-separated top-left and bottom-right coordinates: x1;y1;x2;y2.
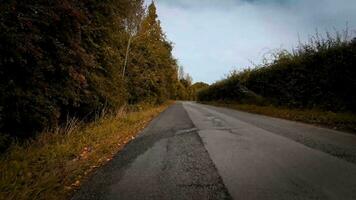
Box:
202;101;356;133
0;102;172;200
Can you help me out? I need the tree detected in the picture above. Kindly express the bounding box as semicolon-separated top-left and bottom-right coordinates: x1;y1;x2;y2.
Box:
0;0;184;141
122;0;145;78
178;66;185;80
0;0;147;138
126;2;180;104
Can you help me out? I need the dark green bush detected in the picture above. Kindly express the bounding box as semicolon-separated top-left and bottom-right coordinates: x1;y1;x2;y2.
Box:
0;1;181;140
199;33;356;113
244;36;356;112
198;75;265;105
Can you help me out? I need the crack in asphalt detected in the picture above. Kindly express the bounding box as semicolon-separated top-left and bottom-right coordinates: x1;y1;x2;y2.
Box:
73;101;356;200
72;102;232;200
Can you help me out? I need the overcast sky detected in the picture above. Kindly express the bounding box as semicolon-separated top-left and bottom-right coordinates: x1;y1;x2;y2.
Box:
151;0;356;83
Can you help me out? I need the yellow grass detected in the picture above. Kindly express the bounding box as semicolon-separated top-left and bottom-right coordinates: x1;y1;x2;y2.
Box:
204;102;356;133
0;102;172;200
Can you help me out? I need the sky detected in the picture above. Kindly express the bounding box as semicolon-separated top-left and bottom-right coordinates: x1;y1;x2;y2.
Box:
150;0;356;84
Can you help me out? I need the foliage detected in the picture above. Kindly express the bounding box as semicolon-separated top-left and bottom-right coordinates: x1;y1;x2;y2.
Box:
175;66;196;100
0;1;181;140
197;74;265;104
244;34;356;112
199;31;356;113
125;3;179;104
192;82;209;91
191;82;209;100
205;102;356;134
0;102;171;200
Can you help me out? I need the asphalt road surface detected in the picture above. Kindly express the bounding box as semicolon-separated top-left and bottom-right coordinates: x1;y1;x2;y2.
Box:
72;102;356;200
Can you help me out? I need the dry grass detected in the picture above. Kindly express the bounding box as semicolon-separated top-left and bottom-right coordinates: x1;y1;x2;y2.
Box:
0;102;172;200
204;102;356;133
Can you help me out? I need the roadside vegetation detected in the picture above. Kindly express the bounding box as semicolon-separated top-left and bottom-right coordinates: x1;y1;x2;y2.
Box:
208;102;356;132
198;30;356;132
0;102;171;200
0;0;193;149
0;1;191;199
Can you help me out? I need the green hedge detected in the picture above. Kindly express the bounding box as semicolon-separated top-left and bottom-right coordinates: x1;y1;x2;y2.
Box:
244;38;356;112
199;35;356;113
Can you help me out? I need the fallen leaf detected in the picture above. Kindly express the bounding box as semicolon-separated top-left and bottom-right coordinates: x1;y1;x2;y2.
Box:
72;180;80;187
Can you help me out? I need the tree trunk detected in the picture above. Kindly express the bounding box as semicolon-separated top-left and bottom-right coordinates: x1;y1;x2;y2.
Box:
122;35;133;79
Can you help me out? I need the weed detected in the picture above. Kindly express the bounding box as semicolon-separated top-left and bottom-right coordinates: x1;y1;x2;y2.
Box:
0;102;172;200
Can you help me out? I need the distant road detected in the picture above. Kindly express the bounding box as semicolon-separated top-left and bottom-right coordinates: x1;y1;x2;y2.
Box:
72;102;356;200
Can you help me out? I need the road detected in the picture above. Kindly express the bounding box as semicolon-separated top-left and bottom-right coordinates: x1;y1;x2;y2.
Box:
72;102;356;200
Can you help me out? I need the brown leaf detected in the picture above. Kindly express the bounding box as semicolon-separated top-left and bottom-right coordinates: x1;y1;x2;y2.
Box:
72;180;80;187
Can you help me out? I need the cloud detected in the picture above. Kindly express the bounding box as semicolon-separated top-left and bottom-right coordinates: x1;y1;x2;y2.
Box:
153;0;356;83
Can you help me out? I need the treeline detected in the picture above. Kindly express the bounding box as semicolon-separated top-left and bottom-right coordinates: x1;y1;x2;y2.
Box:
197;75;263;104
175;66;208;100
0;0;190;140
198;32;356;113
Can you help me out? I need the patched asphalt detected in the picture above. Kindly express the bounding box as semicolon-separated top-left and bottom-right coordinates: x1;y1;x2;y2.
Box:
71;102;231;200
72;102;356;200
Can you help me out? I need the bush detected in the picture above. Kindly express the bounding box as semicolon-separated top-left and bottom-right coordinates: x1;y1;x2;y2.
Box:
199;31;356;113
244;34;356;112
198;75;266;105
0;1;180;140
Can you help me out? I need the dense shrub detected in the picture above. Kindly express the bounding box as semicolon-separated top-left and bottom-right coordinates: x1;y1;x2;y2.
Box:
199;33;356;113
0;1;182;140
191;82;209;100
0;0;99;137
198;75;264;104
243;35;356;112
